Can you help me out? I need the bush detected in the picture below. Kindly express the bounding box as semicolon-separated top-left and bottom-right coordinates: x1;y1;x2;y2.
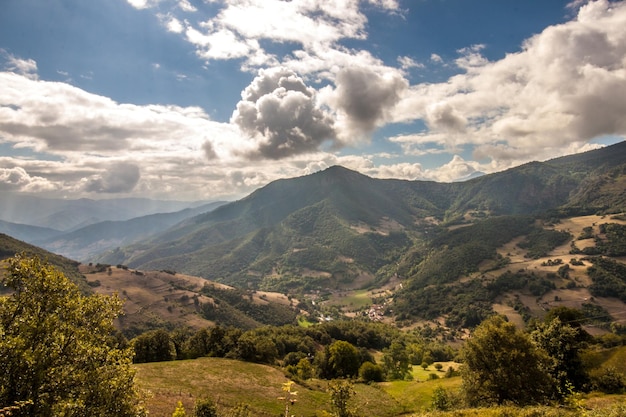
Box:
194;398;218;417
359;361;384;382
590;366;626;394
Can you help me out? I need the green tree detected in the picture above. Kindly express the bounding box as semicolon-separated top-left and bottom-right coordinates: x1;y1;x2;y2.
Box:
358;361;384;382
430;386;451;411
233;333;278;363
327;340;361;379
461;315;555;406
296;357;315;380
531;317;589;396
132;329;176;363
328;379;356;417
0;254;144;416
382;341;412;380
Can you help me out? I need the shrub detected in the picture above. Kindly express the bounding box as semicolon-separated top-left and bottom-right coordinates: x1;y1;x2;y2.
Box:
359;361;384;382
590;366;626;394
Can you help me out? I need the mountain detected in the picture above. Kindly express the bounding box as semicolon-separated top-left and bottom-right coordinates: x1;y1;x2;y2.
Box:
33;201;227;261
0;219;63;243
94;142;626;298
0;195;211;231
0;233;87;293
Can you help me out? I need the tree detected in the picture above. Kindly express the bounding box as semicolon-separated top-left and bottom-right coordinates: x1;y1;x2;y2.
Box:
0;254;144;416
461;315;555;406
328;379;356;417
381;341;412;380
132;329;176;363
531;317;589;395
358;361;384;383
327;341;361;379
296;357;315;380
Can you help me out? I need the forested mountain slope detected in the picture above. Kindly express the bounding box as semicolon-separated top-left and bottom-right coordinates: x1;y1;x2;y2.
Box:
94;142;626;298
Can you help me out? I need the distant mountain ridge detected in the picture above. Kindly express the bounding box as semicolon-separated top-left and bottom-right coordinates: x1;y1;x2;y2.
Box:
34;201;227;261
93;142;626;293
0;195;211;231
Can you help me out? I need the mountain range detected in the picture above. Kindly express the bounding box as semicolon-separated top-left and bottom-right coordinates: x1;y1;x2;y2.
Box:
91;142;625;287
1;141;625;328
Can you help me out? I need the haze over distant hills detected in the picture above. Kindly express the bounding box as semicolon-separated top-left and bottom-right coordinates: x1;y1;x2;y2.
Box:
0;196;212;231
0;198;226;261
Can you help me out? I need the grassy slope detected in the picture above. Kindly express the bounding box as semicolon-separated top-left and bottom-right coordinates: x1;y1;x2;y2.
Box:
134;357;404;417
84;265;299;337
135;356;626;417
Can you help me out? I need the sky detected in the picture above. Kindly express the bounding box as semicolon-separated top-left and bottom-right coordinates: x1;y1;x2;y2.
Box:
1;0;625;201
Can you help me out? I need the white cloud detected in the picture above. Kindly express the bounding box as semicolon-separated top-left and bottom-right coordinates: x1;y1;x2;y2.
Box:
162;15;184;33
231;67;337;159
177;0;196;12
0;166;58;192
430;53;443;64
126;0;160;9
168;0;401;74
398;56;424;71
83;162;141;193
1;50;38;80
0;71;267;199
391;0;626;166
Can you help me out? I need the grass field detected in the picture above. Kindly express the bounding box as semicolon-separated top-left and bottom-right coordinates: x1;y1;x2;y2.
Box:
134;357;406;417
133;355;626;417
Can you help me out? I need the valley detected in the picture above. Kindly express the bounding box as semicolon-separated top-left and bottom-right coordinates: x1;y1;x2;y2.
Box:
2;142;626;416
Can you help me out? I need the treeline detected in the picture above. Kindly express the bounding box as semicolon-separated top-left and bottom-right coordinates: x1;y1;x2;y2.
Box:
130;320;456;382
571;222;626;256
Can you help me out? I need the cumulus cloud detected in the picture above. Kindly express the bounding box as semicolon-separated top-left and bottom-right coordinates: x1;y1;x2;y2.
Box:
326;66;407;140
0;72;246;157
83;162;141;193
392;0;626;167
231;67;337;159
0;166;57;192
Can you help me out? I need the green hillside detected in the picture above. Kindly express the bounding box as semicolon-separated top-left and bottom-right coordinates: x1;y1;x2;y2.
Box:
0;233;87;293
89;142;626;323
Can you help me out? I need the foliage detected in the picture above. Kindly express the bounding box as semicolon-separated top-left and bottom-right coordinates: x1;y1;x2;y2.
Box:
230;332;278;364
589;366;626;394
132;329;177;363
359;361;384;382
172;400;187;417
223;403;252;417
408;216;534;287
0;254;143;416
199;284;297;328
596;223;626;256
325;340;362;379
518;228;571;259
587;257;626;302
530;318;589;395
461;315;555;406
430;386;452;411
328;379;356;417
194;397;218;417
382;341;412;380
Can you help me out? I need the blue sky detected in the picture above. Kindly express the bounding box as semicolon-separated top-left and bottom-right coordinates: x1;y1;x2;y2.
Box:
1;0;625;201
